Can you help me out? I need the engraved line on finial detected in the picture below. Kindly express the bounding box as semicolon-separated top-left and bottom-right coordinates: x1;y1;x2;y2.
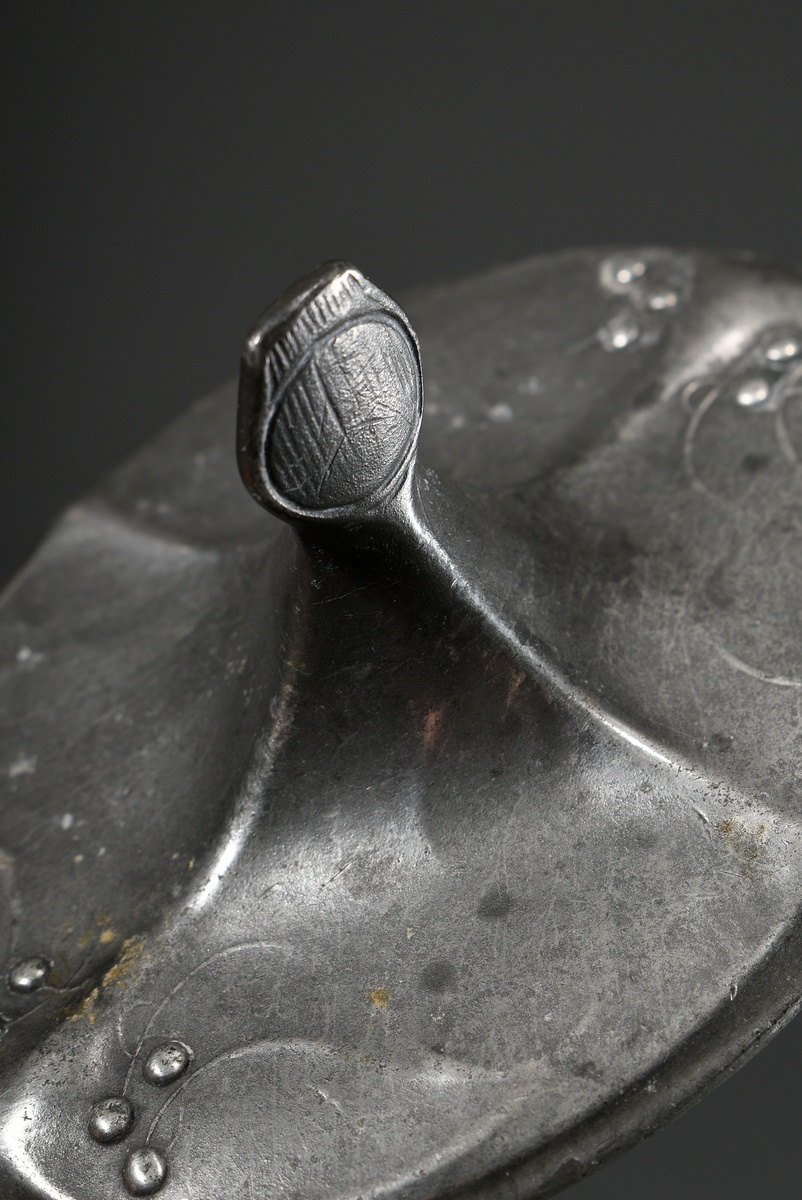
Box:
238;263;423;525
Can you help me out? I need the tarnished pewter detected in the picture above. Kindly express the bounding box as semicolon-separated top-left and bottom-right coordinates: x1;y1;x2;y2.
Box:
238;261;423;523
88;1095;134;1143
1;247;802;1198
142;1040;192;1087
6;958;50;995
123;1146;167;1195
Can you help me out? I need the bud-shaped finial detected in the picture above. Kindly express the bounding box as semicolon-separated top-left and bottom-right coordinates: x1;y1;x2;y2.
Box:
237;262;423;525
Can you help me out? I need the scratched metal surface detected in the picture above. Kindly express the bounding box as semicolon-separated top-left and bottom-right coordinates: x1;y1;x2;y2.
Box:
1;248;802;1198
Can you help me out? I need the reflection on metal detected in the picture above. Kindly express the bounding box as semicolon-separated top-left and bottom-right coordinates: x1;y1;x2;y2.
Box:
596;249;694;351
142;1041;192;1088
122;1147;167;1196
7;958;50;995
87;1096;134;1144
1;248;802;1197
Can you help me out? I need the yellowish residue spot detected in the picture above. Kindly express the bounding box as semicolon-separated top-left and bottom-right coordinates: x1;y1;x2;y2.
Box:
0;851;13;871
63;936;147;1025
368;987;393;1010
505;670;526;711
422;708;444;753
76;913;117;950
406;927;414;940
66;986;99;1026
102;936;146;990
714;817;768;874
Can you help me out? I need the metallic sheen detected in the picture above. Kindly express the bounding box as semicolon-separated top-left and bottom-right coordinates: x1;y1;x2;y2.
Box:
7;957;49;994
123;1147;167;1195
88;1096;134;1144
238;261;422;522
143;1040;192;1087
1;247;802;1198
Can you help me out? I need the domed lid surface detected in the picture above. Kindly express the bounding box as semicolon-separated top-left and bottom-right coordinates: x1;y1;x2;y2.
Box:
1;248;802;1198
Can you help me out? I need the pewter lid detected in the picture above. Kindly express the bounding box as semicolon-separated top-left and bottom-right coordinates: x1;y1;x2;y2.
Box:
1;247;801;1197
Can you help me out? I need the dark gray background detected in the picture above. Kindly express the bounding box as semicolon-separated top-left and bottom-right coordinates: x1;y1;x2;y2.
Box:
2;3;801;1196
